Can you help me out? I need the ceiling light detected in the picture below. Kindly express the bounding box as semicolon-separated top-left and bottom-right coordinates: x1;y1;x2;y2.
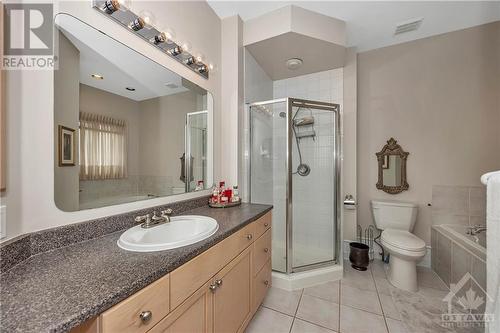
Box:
103;0;120;14
129;17;145;31
286;58;303;70
169;46;182;56
126;87;135;91
91;74;104;80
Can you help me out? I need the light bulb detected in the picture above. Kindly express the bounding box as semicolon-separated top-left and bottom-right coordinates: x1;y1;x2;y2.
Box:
138;10;156;29
208;63;218;73
181;41;191;53
116;0;131;11
195;53;205;64
164;28;176;44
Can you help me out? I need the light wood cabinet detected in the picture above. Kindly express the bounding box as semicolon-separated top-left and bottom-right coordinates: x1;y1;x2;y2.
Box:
213;247;253;333
76;211;272;333
253;229;272;276
149;279;214;333
100;274;170;333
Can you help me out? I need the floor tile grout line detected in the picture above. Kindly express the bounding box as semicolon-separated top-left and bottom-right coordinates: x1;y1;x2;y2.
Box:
338;279;342;333
288;288;305;333
261;305;295;318
293;317;338;332
370;263;391;333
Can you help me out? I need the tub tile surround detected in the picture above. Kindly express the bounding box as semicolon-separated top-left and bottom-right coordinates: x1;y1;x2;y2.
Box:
246;260;479;333
0;203;272;332
431;226;487;291
431;185;486;227
0;195;211;273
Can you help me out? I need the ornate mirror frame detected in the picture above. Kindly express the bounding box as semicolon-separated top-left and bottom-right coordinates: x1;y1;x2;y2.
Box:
375;138;409;194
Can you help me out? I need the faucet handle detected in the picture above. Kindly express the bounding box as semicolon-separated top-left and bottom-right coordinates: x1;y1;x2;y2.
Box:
135;214;151;224
161;208;173;216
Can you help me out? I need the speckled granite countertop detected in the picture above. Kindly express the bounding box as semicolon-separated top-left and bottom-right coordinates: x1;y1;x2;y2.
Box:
0;203;272;333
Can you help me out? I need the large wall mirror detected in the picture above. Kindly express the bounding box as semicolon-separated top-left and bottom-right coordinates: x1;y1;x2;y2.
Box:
54;14;213;212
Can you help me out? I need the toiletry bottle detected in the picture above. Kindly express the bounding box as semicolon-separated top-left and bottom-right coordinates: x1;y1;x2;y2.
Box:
219;181;228;204
211;183;219;203
232;185;239;202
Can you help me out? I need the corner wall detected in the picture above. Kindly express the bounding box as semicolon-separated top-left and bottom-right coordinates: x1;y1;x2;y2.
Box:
357;22;500;245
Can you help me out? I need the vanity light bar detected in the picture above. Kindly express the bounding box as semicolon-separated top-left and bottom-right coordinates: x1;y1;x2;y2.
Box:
92;0;209;79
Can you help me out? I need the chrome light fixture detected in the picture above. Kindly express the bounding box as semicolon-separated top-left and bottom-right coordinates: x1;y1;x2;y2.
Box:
93;0;211;79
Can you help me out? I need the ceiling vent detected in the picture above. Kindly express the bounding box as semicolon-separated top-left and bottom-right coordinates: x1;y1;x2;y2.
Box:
165;83;179;89
394;17;423;35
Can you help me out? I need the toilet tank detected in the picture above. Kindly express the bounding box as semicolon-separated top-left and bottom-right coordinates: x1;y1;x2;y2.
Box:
371;200;418;231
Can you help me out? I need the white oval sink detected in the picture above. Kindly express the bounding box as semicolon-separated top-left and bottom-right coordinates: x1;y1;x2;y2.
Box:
117;215;218;252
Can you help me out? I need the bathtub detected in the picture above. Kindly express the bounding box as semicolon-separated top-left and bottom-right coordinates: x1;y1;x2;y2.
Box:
431;224;486;290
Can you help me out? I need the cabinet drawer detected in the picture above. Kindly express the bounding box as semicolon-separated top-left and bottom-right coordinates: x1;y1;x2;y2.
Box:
252;259;272;312
253;229;272;276
170;222;255;309
101;274;170;333
253;212;271;240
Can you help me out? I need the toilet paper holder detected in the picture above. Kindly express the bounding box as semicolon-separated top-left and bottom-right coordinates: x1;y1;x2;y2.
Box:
343;194;356;209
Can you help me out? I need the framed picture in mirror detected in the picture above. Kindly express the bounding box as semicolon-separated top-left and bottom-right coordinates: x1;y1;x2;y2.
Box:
58;125;76;166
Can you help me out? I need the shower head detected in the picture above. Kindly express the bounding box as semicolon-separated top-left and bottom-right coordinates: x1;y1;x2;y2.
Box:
279;112;286;118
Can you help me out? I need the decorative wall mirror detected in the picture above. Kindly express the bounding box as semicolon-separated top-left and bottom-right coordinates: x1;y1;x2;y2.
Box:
53;14;213;212
375;138;409;194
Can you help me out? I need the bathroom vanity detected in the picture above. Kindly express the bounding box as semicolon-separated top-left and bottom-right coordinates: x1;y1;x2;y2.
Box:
0;203;272;333
89;211;272;333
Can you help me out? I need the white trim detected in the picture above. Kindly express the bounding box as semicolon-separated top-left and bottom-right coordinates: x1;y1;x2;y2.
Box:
271;264;343;291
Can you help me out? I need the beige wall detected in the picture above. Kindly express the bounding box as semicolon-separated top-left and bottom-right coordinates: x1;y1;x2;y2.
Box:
54;33;80;212
138;91;200;189
2;1;221;240
357;22;500;245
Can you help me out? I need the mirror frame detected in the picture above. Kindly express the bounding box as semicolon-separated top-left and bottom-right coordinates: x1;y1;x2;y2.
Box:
375;138;409;194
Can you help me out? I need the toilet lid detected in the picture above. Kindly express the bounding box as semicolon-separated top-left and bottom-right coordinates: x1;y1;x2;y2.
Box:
381;229;426;252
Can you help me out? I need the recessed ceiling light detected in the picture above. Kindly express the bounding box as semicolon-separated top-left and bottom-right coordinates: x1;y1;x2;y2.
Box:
126;87;136;91
286;58;303;70
91;74;104;80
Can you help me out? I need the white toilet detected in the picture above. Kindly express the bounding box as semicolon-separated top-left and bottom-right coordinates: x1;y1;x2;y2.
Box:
371;200;426;292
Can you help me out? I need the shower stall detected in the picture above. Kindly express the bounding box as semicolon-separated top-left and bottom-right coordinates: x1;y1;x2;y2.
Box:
248;98;341;279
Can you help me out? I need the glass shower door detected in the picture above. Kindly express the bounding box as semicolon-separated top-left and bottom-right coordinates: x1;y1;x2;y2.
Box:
186;111;208;192
289;100;338;270
249;100;288;273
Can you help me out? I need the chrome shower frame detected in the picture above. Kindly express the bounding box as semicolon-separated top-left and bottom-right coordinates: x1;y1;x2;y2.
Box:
248;97;341;274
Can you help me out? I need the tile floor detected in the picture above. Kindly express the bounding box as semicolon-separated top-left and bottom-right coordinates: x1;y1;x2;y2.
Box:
245;260;454;333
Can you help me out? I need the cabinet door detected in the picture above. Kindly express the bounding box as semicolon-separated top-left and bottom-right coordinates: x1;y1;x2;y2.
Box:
149;280;213;333
213;247;252;333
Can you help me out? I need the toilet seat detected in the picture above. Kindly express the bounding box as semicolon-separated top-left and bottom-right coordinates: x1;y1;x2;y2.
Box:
381;229;426;252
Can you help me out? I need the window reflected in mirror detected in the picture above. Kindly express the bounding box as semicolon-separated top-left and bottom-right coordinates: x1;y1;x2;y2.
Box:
54;14;212;211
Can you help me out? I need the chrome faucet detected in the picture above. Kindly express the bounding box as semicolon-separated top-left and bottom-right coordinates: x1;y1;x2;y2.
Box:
135;209;173;229
466;225;487;236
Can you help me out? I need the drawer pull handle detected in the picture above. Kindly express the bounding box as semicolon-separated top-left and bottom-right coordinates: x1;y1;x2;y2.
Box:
209;284;218;292
139;310;152;324
264;223;269;227
215;279;223;286
264;280;269;286
264;248;269;253
246;234;253;240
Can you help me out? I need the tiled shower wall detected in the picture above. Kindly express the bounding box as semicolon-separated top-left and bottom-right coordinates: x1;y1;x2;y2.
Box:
431;185;486;226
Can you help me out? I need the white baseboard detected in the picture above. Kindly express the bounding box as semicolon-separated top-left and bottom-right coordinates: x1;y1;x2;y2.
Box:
272;264;343;291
